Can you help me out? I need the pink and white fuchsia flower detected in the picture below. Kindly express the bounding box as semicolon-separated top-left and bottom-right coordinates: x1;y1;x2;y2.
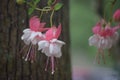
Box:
21;16;49;62
38;24;65;74
89;20;120;64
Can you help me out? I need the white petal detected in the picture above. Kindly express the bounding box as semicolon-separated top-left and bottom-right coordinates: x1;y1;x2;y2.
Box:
42;47;51;56
53;44;62;57
31;39;38;45
37;32;43;37
21;32;31;40
89;34;100;46
51;39;65;44
21;31;32;45
55;40;65;45
51;39;57;42
28;32;38;41
23;39;31;45
23;28;31;33
98;37;112;49
38;40;49;50
49;44;54;54
50;43;62;57
29;32;43;42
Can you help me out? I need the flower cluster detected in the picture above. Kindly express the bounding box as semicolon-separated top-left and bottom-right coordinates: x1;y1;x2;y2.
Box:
89;9;120;64
21;16;65;74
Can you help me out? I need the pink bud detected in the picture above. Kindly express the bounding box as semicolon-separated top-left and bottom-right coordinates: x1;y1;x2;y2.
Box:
113;9;120;22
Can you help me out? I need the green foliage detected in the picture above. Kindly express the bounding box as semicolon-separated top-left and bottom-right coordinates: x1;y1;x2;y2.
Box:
28;0;41;15
28;7;35;15
47;0;54;6
16;0;25;5
34;0;40;5
54;3;63;11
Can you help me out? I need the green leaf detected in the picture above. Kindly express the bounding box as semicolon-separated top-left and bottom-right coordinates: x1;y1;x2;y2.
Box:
16;0;25;5
54;3;63;11
47;0;54;6
28;8;35;15
34;0;40;5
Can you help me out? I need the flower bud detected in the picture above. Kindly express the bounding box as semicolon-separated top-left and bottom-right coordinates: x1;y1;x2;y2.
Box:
113;9;120;22
16;0;25;5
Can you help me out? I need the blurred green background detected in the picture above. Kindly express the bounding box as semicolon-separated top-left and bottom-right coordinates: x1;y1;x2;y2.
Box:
70;0;116;69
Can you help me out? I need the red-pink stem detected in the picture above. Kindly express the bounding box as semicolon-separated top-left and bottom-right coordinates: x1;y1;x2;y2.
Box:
45;57;49;71
51;56;55;74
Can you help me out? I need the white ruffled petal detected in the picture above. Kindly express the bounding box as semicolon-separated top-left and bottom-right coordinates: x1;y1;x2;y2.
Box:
23;28;31;33
89;34;100;46
23;39;31;45
28;32;37;41
38;40;49;50
21;32;31;40
31;39;38;45
53;44;62;57
38;39;64;58
98;37;112;49
49;44;54;54
21;31;32;45
29;32;43;42
50;43;62;57
89;34;113;49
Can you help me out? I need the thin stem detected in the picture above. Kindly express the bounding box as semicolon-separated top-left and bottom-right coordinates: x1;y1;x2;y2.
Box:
40;10;43;19
51;56;55;74
35;8;51;11
109;0;117;23
45;57;49;71
50;10;55;27
24;44;32;61
26;2;51;11
101;50;106;64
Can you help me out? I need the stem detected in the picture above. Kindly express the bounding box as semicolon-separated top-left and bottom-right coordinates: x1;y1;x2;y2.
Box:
51;56;55;74
50;10;55;27
35;7;51;11
26;2;51;11
39;7;49;19
101;50;105;64
103;0;117;22
40;10;43;19
45;57;49;71
109;0;117;23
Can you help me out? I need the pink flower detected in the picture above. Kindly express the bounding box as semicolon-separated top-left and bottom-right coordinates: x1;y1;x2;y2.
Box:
89;20;119;64
21;16;49;45
21;16;48;62
113;9;120;22
38;24;65;74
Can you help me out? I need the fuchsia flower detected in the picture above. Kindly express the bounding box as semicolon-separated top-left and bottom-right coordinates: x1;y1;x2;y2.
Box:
113;9;120;22
89;20;120;64
21;16;48;62
38;24;65;74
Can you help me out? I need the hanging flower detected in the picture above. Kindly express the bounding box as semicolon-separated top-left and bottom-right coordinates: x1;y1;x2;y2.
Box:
38;24;65;74
21;16;49;62
89;20;119;64
113;9;120;22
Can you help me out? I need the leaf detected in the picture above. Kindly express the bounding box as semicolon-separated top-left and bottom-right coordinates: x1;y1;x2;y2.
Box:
28;8;35;15
34;0;40;5
47;0;54;6
16;0;25;5
54;3;63;11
